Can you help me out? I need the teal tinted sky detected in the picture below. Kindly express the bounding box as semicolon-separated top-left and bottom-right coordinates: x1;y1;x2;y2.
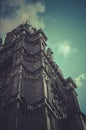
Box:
0;0;86;114
43;0;86;114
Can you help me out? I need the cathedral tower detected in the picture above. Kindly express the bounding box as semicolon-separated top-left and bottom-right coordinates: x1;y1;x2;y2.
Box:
0;23;85;130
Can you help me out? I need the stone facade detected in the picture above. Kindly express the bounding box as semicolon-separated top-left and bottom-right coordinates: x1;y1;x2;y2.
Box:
0;23;85;130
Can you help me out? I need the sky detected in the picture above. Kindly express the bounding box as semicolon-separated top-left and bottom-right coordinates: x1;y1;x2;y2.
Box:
0;0;86;114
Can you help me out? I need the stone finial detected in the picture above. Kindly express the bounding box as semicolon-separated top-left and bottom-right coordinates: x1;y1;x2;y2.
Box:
47;48;54;61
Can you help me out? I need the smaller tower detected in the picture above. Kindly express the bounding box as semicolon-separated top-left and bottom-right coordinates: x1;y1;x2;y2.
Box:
63;77;84;130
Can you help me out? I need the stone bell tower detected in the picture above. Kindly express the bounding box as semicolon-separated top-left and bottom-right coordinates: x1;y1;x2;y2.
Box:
0;23;85;130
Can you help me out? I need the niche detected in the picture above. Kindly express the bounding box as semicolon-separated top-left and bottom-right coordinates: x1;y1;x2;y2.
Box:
0;57;13;79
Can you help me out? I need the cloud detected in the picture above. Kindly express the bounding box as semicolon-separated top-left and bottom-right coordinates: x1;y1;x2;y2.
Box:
0;0;45;39
75;73;86;87
0;0;21;18
56;40;77;58
44;16;57;22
